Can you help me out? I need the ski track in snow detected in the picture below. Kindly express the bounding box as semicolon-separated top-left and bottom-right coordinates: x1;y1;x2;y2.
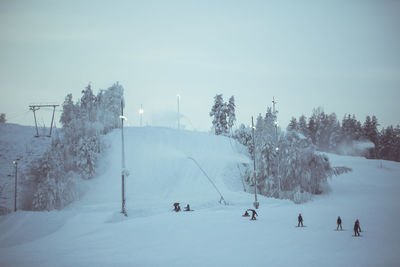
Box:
1;125;400;267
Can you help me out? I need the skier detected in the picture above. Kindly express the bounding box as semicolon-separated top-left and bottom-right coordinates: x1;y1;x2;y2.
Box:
242;210;250;217
353;219;362;236
247;209;258;220
298;213;303;227
173;202;181;212
184;204;191;211
337;216;342;231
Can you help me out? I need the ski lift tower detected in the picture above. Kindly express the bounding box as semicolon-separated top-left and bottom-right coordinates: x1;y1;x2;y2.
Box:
29;104;59;137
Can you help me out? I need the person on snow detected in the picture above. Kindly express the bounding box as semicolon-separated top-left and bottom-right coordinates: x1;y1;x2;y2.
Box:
247;209;258;220
184;204;191;211
298;213;304;227
242;210;250;217
353;219;362;236
337;216;343;231
173;202;181;212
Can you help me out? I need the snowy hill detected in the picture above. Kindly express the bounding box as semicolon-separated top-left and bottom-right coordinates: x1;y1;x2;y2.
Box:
0;123;52;213
1;126;400;267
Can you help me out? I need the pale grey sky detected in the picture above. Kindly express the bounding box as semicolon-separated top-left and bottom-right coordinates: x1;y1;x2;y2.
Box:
1;0;399;131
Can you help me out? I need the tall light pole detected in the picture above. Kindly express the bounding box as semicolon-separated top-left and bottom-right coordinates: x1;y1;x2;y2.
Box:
12;159;18;212
177;94;180;130
120;99;128;216
275;122;280;193
273;95;280;193
272;96;277;114
139;104;144;127
251;116;259;209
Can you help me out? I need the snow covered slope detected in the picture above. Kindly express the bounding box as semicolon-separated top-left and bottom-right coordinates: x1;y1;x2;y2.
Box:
0;123;51;213
75;126;250;216
1;126;400;267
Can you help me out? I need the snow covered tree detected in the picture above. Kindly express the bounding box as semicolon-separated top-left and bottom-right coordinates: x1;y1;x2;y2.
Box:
76;135;102;179
227;96;236;132
327;113;341;151
99;82;124;132
298;115;308;137
80;84;97;123
341;114;363;142
362;115;380;158
28;139;80;210
60;94;76;128
308;117;317;145
287;117;298;132
233;124;253;158
210;94;236;136
210;94;228;135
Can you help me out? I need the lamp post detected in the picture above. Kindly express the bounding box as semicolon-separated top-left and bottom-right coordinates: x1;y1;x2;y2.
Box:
120;99;128;216
12;159;18;212
139;104;144;127
274;120;280;193
251;116;259;209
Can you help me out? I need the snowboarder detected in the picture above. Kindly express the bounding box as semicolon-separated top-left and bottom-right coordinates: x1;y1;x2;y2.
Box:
173;202;181;212
337;216;342;231
353;219;362;236
247;209;258;220
242;211;250;217
298;213;303;227
184;204;191;211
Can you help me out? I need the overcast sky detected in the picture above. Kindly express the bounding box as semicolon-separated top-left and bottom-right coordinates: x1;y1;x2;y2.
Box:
1;0;399;131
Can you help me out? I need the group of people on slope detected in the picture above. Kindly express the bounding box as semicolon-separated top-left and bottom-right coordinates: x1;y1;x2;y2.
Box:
336;216;362;236
242;209;258;220
299;214;362;236
173;202;191;212
243;211;363;236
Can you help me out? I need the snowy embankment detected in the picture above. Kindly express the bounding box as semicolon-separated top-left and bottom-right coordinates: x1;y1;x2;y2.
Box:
1;126;400;267
0;123;51;213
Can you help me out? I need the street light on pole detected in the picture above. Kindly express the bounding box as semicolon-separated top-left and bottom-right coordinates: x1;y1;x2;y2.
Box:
251;116;259;209
120;99;128;216
274;120;280;193
12;159;19;212
139;104;144;127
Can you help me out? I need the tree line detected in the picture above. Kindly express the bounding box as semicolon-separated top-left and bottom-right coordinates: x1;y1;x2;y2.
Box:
288;107;400;162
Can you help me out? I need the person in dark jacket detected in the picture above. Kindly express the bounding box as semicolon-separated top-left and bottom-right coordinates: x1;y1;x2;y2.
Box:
173;202;181;212
242;210;250;217
247;209;258;220
354;219;362;236
337;216;342;231
298;214;303;227
184;204;191;211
